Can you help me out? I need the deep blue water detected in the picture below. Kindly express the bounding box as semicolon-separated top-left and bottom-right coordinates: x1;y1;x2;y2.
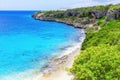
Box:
0;11;84;79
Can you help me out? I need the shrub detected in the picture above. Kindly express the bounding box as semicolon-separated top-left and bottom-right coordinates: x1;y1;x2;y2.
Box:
71;45;120;80
82;20;120;50
71;20;120;80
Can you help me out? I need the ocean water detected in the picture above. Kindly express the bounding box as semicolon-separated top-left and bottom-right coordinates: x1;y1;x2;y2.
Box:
0;11;85;80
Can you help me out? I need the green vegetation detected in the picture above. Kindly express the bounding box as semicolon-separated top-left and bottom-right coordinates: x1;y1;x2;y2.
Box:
68;5;108;17
38;3;120;24
34;3;120;80
42;4;115;17
109;4;120;10
43;5;108;17
82;20;120;50
71;20;120;80
32;3;120;80
41;5;108;22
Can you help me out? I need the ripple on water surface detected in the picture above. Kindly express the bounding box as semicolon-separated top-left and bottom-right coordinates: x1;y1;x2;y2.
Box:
0;11;85;80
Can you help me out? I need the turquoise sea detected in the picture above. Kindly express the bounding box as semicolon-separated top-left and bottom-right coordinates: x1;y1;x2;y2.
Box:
0;11;85;80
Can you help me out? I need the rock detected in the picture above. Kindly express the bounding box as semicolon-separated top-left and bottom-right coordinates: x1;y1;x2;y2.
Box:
115;8;120;19
106;8;120;21
64;11;72;17
81;18;90;24
105;10;115;21
63;11;80;17
90;10;104;19
32;12;45;20
73;23;82;28
71;11;80;16
49;14;57;17
49;12;65;18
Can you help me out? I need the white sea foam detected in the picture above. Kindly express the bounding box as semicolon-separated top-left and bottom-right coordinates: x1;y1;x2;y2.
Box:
56;39;85;59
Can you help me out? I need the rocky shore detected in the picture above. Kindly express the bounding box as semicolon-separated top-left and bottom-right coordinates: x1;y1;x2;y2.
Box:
32;5;120;30
32;12;94;29
22;38;85;80
35;41;85;80
31;4;120;80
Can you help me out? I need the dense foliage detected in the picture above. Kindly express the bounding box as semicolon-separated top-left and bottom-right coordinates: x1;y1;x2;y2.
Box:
39;4;120;24
71;20;120;80
42;4;120;18
109;4;120;10
34;3;120;80
43;5;108;18
82;20;120;50
33;3;120;80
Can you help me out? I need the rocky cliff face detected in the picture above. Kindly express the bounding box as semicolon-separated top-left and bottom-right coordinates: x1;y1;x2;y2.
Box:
89;10;106;19
106;8;120;21
33;7;120;29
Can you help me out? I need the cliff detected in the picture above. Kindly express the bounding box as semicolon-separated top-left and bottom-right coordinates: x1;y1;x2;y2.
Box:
33;3;120;80
33;4;120;30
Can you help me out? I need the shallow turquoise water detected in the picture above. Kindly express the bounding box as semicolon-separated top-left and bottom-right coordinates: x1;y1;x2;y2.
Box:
0;11;84;79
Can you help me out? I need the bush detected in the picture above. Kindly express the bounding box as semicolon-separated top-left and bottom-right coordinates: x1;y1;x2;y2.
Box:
82;20;120;50
71;45;120;80
71;20;120;80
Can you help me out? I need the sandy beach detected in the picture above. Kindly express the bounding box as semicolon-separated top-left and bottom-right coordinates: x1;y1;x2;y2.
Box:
39;45;81;80
1;36;85;80
23;36;85;80
24;46;80;80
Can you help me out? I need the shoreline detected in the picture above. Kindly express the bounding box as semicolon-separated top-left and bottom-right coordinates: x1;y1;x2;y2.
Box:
23;31;85;80
0;32;85;80
30;14;87;80
0;16;86;80
33;37;85;80
1;26;85;80
33;13;94;29
38;25;85;80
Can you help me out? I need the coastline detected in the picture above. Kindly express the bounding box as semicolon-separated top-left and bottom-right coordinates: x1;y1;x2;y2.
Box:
41;36;85;76
22;5;120;80
21;30;85;80
0;27;85;80
1;3;120;80
32;13;94;29
0;12;86;80
29;14;87;80
32;37;84;80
